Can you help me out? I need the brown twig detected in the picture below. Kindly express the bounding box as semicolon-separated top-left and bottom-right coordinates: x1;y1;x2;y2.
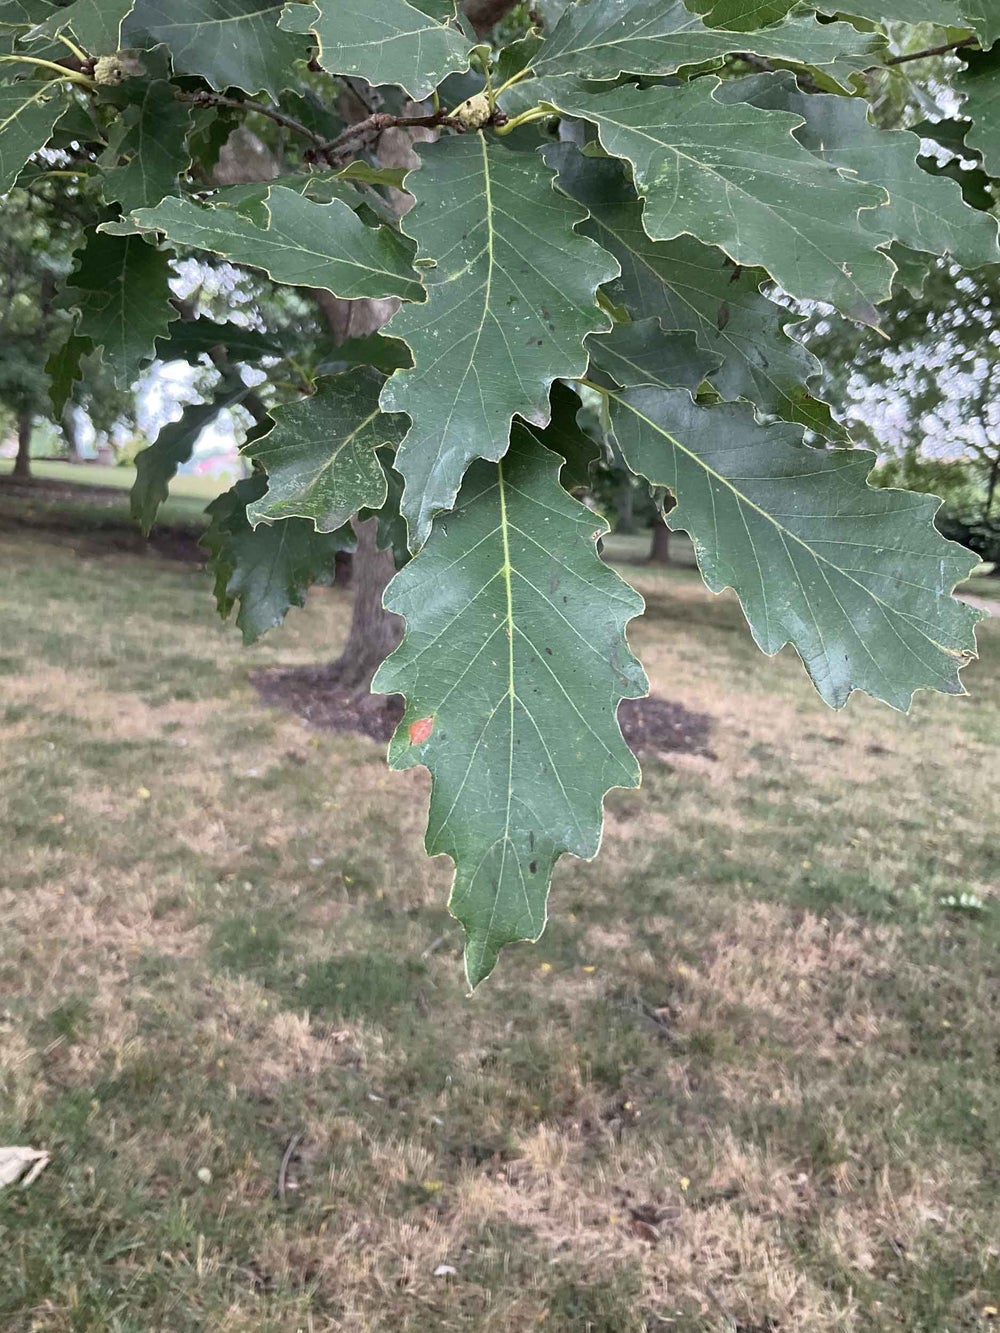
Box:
728;51;825;95
177;90;325;151
277;1132;303;1201
179;90;461;169
313;110;461;165
169;293;272;425
884;36;979;66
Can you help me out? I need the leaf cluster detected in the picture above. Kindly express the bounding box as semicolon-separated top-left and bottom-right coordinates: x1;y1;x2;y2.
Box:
1;0;998;982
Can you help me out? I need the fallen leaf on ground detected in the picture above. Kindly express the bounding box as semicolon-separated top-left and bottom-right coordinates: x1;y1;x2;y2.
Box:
0;1147;50;1190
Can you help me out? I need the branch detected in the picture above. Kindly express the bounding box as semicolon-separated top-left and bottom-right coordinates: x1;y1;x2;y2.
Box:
178;90;460;169
178;90;325;151
461;0;521;36
727;51;825;95
170;293;272;425
313;110;460;165
884;36;979;66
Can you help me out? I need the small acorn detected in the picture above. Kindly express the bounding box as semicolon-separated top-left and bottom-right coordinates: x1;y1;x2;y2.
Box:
93;54;130;86
454;91;492;131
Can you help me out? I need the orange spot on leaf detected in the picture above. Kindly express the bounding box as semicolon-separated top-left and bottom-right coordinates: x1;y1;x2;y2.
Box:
409;716;434;745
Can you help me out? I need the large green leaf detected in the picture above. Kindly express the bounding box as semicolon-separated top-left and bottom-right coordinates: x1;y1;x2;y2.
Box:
818;1;967;26
0;78;67;194
155;318;282;365
965;3;999;48
132;186;425;303
0;2;56;26
533;0;882;80
45;327;90;416
132;384;247;532
816;0;994;44
102;79;192;211
243;372;408;531
66;230;176;388
718;72;1000;268
203;476;349;644
30;0;134;52
547;144;843;438
283;0;474;100
204;170;367;224
587;320;721;394
380;134;617;549
690;0;967;27
960;48;1000;179
535;78;893;322
605;386;981;710
374;425;647;988
125;0;306;97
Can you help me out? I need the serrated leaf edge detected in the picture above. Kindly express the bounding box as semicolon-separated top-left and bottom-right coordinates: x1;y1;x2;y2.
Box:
606;385;983;711
375;441;647;990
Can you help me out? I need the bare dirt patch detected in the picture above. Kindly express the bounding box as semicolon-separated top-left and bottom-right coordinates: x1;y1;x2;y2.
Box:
251;662;716;757
251;665;406;743
617;694;715;759
0;476;204;561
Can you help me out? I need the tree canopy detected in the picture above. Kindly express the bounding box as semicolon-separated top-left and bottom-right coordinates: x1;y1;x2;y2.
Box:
1;0;997;985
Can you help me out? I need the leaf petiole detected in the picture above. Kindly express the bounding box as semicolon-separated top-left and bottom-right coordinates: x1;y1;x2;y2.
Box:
494;105;551;135
492;66;533;100
0;55;94;88
476;47;495;107
55;33;90;64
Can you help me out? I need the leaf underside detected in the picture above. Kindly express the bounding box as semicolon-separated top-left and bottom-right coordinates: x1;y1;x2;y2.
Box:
375;420;647;988
547;144;845;438
292;0;474;101
692;0;967;26
133;187;425;303
608;387;982;711
244;372;408;532
381;134;618;549
535;78;894;321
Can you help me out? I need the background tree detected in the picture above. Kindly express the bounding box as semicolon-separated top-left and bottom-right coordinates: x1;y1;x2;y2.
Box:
807;260;1000;565
0;188;76;475
1;0;998;984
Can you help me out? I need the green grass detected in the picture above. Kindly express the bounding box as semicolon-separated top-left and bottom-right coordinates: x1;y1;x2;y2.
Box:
0;517;998;1333
0;457;223;499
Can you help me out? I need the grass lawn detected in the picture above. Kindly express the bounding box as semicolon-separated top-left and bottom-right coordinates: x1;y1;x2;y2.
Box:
0;458;223;502
0;471;214;543
1;515;998;1332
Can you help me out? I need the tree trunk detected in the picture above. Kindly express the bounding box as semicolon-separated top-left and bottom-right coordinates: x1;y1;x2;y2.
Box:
984;448;999;522
331;517;403;690
648;515;671;564
61;404;80;460
616;475;635;533
462;0;520;34
211;110;414;694
13;412;32;478
648;496;678;564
